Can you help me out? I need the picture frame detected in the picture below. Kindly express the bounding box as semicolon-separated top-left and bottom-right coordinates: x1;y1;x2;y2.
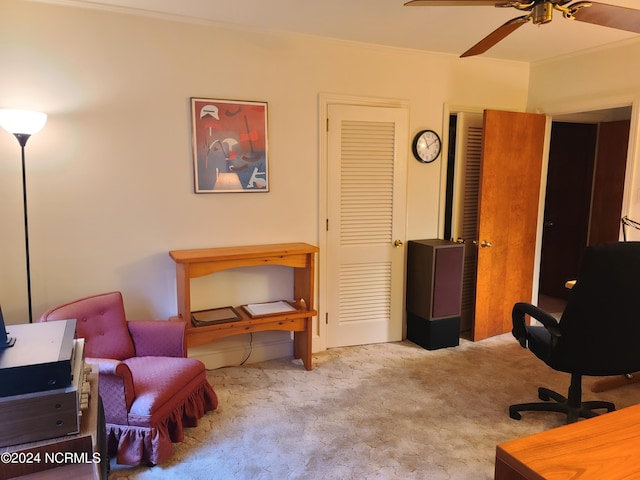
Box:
191;306;242;327
190;98;269;193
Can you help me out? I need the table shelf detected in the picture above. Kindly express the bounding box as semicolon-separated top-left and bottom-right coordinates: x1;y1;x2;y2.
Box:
169;242;318;370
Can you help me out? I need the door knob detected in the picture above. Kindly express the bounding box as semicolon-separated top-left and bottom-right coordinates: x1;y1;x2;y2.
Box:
480;240;492;248
394;240;404;248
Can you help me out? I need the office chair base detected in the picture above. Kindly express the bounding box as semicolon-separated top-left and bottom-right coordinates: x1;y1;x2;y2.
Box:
509;387;615;424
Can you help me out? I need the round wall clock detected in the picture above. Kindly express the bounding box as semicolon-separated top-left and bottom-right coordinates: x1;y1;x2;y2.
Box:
412;129;441;163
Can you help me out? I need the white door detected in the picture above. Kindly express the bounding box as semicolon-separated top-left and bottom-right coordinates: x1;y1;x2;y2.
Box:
326;104;408;348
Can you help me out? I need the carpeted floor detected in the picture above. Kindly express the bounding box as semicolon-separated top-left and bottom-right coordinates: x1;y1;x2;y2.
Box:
109;333;640;480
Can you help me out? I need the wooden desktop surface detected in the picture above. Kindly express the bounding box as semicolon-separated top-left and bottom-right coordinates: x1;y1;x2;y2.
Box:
495;404;640;480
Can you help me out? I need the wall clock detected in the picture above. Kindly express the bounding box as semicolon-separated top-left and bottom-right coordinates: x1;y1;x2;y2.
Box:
412;129;441;163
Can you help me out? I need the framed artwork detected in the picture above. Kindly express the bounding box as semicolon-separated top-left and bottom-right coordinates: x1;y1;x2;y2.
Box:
190;98;269;193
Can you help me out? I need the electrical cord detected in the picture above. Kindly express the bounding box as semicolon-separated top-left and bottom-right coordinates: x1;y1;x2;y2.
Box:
239;333;253;365
207;333;253;371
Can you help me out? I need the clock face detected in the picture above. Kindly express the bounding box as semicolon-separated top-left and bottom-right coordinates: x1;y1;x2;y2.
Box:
413;130;441;163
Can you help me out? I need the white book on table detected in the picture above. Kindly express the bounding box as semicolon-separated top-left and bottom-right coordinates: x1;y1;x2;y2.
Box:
243;301;296;317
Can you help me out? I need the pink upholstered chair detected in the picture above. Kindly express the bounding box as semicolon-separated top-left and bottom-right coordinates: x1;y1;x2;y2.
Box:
39;291;218;466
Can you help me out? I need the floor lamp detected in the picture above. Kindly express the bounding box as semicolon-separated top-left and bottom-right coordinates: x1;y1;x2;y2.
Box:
0;109;47;323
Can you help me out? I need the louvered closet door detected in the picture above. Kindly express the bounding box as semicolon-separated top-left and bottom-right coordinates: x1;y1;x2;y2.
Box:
451;112;483;332
326;104;407;348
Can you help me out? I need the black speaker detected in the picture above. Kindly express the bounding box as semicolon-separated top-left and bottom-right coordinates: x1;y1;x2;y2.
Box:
407;313;461;350
406;239;464;350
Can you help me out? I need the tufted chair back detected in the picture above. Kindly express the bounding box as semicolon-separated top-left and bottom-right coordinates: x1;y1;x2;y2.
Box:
39;291;135;360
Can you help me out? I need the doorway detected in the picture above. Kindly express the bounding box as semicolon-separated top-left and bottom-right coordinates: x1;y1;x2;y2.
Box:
444;105;633;334
538;106;632;314
538;121;597;301
445;109;547;340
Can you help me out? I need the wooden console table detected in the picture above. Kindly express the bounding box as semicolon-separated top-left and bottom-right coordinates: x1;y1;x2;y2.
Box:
169;242;318;370
495;404;640;480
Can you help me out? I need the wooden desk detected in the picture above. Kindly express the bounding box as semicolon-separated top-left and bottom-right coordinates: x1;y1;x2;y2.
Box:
495;404;640;480
169;242;318;370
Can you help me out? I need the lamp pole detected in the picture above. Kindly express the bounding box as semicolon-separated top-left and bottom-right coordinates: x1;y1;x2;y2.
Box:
0;109;47;323
16;134;33;323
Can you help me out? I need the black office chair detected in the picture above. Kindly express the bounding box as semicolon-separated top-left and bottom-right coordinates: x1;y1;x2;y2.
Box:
510;241;640;424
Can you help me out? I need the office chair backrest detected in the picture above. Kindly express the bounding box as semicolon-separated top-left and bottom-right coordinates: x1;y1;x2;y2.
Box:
555;241;640;375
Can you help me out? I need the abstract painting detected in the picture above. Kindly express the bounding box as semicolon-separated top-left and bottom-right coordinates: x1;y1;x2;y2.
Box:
191;98;269;193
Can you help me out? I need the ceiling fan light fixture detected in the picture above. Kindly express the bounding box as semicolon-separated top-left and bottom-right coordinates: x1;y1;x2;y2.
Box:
532;2;553;24
407;0;639;58
498;1;534;11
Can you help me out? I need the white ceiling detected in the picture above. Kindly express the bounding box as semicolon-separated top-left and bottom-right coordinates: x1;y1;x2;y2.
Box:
41;0;640;63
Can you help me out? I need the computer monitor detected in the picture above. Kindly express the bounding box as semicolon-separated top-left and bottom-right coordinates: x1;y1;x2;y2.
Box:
0;306;16;348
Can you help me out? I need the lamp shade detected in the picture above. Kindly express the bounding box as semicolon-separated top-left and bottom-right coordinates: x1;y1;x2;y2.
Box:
0;109;47;135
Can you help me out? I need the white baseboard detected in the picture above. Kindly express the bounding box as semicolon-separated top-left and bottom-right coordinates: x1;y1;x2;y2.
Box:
188;330;294;370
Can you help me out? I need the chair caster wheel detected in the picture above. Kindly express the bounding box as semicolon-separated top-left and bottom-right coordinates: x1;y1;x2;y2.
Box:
509;409;522;420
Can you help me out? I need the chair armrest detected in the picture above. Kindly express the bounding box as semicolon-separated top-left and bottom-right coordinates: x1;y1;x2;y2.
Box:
86;357;135;425
512;302;561;347
127;320;187;358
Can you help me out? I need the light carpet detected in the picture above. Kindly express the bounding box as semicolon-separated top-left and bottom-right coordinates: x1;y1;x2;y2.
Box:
109;333;640;480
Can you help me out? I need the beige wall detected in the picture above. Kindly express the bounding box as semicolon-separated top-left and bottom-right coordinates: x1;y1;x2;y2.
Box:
0;1;530;359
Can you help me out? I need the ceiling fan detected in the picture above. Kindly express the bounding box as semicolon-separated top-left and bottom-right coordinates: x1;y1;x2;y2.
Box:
404;1;640;57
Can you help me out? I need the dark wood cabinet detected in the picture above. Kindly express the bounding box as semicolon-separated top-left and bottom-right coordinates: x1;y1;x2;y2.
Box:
0;367;107;479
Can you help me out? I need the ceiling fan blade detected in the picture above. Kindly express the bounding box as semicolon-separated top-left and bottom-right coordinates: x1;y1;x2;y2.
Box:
404;1;501;6
571;2;640;34
460;15;530;57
